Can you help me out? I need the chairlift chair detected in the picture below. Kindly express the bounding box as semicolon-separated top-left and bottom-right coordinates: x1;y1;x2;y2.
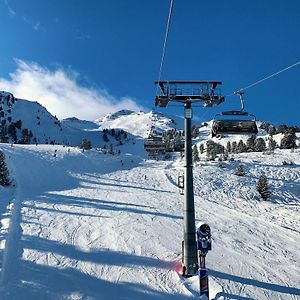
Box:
211;91;258;137
144;136;165;151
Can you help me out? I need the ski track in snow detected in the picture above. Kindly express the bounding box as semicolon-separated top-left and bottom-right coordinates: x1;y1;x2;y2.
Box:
0;144;299;299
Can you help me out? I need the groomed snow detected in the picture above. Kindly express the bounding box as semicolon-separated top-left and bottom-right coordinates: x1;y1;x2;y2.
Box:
0;142;299;300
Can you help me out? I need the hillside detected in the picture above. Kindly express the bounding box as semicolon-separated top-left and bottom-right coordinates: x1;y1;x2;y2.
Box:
0;91;66;145
0;93;299;299
0;92;185;153
0;145;299;299
96;110;183;138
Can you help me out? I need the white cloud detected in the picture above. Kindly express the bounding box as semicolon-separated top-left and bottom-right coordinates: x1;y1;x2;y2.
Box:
22;16;46;32
3;1;45;32
4;0;16;16
0;60;143;120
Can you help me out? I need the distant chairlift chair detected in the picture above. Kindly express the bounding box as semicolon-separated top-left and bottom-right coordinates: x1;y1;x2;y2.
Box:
144;135;166;157
211;91;258;137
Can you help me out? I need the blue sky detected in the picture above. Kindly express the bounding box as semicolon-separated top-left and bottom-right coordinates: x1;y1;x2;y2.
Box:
0;0;299;125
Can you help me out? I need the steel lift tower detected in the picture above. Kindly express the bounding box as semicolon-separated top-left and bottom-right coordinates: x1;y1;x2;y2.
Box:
155;80;224;277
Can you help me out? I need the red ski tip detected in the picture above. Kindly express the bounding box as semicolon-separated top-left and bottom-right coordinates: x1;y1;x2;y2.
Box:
173;261;185;276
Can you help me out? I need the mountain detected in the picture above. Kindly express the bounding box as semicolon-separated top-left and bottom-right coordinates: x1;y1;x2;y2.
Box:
96;109;183;138
1;91;298;152
0;91;299;299
0;91;65;144
0;91;184;147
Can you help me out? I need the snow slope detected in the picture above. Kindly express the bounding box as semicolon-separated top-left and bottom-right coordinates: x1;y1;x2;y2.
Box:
0;91;184;155
96;110;183;138
0;93;299;299
0;91;66;144
0;143;299;300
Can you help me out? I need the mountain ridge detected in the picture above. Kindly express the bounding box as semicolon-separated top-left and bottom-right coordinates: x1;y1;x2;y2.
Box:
0;91;299;157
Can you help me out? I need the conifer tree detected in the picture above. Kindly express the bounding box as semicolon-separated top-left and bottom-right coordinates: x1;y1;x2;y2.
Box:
276;124;288;134
192;145;200;162
79;139;92;150
0;150;10;186
199;143;204;154
0;125;9;143
15;120;22;130
268;126;276;136
222;150;229;161
254;138;266;152
108;144;113;154
257;175;271;201
226;141;231;153
20;128;31;144
103;132;109;142
280;131;297;149
231;141;237;153
216;143;225;154
246;136;255;152
235;164;246;176
268;137;277;151
206;140;216;161
7;123;17;143
191;125;200;138
237;140;247;153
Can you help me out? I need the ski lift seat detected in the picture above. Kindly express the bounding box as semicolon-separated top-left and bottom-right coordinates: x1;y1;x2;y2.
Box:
212;118;258;137
144;136;166;151
211;91;258;137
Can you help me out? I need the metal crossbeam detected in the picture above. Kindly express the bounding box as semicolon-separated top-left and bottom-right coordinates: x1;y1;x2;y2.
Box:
155;81;224;108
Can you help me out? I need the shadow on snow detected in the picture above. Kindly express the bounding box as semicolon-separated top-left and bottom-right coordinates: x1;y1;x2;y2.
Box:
3;235;190;300
27;193;182;221
209;269;300;297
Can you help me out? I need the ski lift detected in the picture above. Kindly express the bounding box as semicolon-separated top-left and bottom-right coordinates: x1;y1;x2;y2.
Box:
144;136;165;150
144;135;166;155
144;125;166;157
211;91;258;137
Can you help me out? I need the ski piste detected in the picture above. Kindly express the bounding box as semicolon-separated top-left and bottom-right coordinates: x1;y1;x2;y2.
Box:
0;110;299;299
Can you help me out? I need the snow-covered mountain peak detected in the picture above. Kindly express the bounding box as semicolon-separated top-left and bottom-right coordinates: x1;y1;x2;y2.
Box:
100;109;135;121
96;110;183;138
61;117;99;130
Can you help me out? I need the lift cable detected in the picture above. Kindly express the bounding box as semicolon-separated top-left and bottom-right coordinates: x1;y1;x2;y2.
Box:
153;0;214;124
156;0;174;95
152;0;174;120
227;59;300;97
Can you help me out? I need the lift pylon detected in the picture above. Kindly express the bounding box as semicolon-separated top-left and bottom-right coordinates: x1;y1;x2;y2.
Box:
155;80;224;277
